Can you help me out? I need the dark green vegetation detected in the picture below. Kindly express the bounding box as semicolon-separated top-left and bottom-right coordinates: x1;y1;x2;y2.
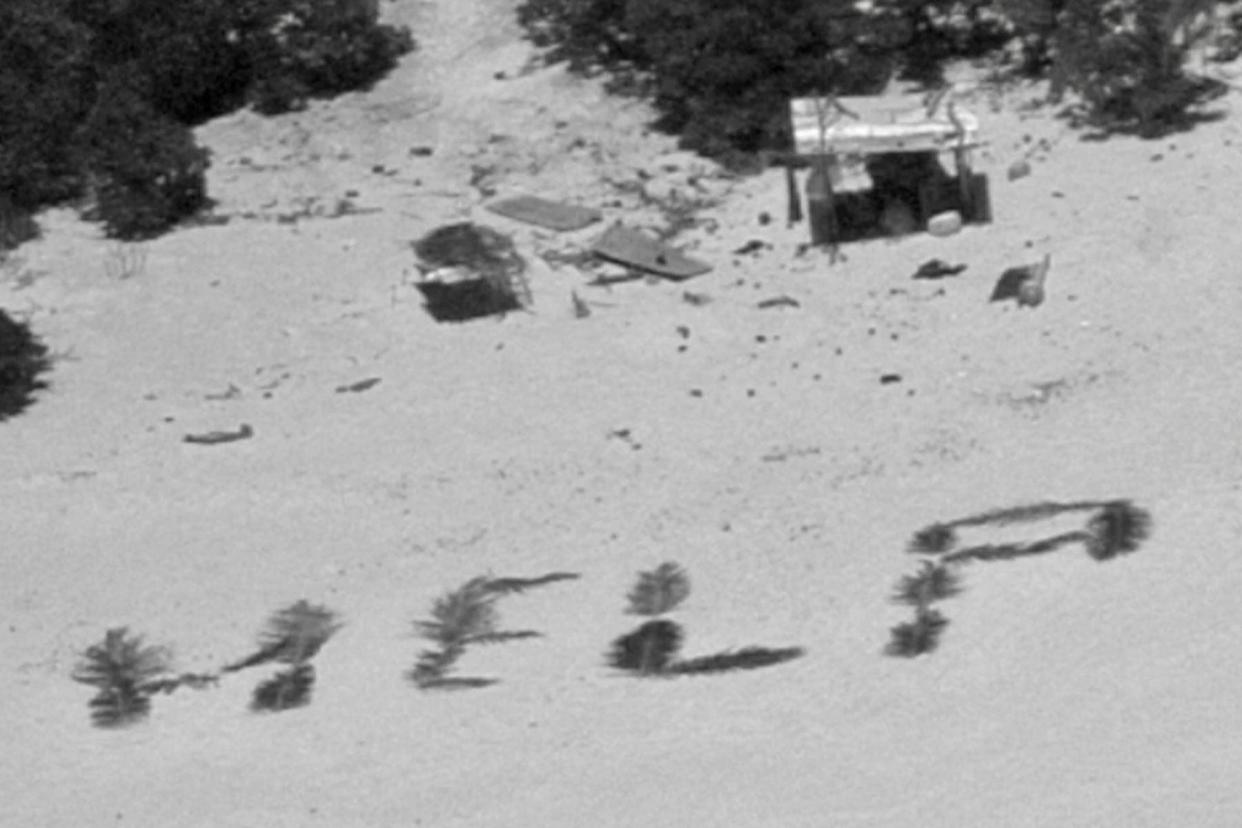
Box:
519;0;1237;163
0;309;52;421
887;499;1153;657
0;0;413;243
608;562;805;676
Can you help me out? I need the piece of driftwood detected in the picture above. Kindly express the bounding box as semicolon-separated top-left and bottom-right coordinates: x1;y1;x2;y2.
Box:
335;378;381;393
591;224;712;280
486;195;603;231
913;259;967;279
183;424;253;445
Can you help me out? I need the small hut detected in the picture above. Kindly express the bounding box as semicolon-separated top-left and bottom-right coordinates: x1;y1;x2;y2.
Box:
787;92;992;243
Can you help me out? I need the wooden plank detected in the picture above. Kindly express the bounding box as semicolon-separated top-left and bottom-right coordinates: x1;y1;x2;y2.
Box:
790;96;981;158
591;224;712;280
486;195;602;231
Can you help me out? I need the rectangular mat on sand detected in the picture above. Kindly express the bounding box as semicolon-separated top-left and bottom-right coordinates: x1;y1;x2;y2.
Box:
486;196;602;231
591;224;712;280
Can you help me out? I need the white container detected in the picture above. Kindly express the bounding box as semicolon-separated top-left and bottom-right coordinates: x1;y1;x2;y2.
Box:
927;211;963;237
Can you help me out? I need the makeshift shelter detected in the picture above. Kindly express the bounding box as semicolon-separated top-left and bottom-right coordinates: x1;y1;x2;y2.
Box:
787;92;992;243
412;223;531;322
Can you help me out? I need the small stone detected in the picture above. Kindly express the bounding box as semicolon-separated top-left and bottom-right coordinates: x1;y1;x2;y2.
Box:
927;211;962;237
1007;159;1032;181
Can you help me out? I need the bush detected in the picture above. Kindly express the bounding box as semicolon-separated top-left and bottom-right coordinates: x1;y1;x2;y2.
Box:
1050;0;1219;132
622;0;898;158
0;0;414;245
520;0;1019;162
76;68;210;240
517;0;641;73
245;0;415;114
65;0;252;124
0;309;52;421
0;3;96;209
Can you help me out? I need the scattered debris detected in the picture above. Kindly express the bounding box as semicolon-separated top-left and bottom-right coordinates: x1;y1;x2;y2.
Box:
991;253;1051;307
732;240;769;256
681;291;711;306
184;424;253;445
486;195;603;231
335;378;381;394
204;384;242;400
591;223;712;280
912;259;967;280
757;295;801;310
571;291;591;318
1008;159;1032;181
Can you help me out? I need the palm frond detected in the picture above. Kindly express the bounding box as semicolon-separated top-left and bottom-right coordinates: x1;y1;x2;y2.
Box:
464;630;542;645
72;628;172;692
608;619;683;675
255;600;342;665
73;628;172;729
891;561;963;607
416;577;499;648
483;571;581;595
626;562;690;616
669;646;805;675
885;608;949;657
87;687;152;728
251;664;315;712
1084;500;1151;561
946;499;1103;529
908;523;956;556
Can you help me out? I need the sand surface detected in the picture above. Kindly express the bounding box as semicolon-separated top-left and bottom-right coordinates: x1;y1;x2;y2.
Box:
4;1;1242;825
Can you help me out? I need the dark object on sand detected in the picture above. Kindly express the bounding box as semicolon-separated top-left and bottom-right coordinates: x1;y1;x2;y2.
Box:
991;254;1051;306
0;309;51;421
757;295;800;309
732;240;769;255
913;259;967;279
785;164;802;225
414;223;529;322
591;224;711;280
885;607;949;657
183;424;253;445
669;646;805;675
486;195;602;231
251;663;316;712
335;377;381;393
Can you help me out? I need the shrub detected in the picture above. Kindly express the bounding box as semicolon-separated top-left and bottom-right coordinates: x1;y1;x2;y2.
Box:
65;0;252;124
0;309;52;421
1050;0;1220;132
622;0;897;158
517;0;643;73
245;0;415;114
0;3;95;209
75;68;210;240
